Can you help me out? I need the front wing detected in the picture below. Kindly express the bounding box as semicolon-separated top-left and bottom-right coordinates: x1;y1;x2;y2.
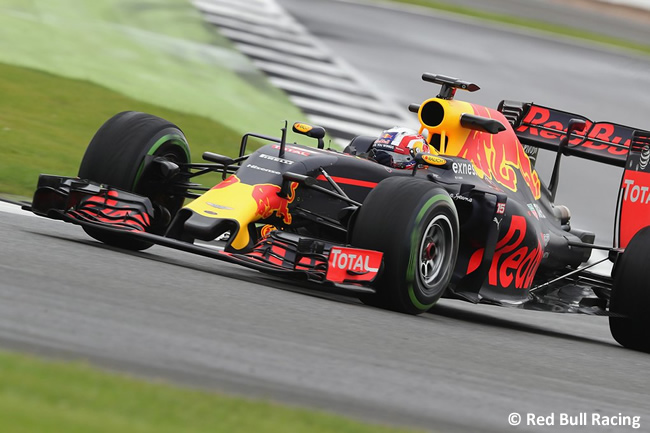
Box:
27;175;383;287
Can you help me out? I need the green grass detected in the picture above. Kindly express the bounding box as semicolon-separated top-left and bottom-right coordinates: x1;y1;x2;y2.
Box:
0;62;248;197
0;0;319;198
0;0;306;135
0;349;421;433
378;0;650;56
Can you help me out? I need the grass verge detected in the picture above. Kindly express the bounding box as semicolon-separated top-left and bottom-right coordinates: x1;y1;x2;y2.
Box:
0;0;305;135
377;0;650;56
0;349;421;433
0;62;251;197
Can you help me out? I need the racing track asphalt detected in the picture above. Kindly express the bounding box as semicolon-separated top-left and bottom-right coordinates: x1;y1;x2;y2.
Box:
2;202;650;432
3;1;650;432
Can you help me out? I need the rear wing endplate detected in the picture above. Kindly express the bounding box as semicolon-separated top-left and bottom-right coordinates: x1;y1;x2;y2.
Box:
616;130;650;248
499;101;647;167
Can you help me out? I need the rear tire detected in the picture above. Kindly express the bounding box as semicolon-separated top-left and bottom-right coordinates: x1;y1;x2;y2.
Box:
351;177;459;314
609;226;650;353
78;111;191;250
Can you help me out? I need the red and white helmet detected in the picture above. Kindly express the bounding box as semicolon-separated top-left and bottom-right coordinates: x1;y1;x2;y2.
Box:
371;127;429;169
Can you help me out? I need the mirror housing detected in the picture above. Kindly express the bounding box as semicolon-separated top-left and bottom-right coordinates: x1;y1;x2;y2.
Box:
292;122;326;149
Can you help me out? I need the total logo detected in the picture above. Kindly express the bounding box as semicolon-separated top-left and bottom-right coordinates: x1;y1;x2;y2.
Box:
326;247;383;283
622;179;650;204
271;144;311;157
330;248;380;272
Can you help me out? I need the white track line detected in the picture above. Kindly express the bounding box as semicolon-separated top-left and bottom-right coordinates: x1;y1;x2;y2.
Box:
193;1;293;29
237;45;349;77
192;0;412;145
269;77;403;114
0;201;37;218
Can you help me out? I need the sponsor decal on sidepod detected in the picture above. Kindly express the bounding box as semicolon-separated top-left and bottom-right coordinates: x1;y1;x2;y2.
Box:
466;215;543;289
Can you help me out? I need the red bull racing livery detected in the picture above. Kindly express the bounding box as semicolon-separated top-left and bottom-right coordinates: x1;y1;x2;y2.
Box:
27;73;650;354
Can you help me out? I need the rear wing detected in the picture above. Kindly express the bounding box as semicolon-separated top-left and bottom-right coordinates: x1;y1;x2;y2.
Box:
498;101;646;167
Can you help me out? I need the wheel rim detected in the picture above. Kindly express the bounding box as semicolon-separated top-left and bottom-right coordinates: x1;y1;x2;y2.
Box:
418;214;453;292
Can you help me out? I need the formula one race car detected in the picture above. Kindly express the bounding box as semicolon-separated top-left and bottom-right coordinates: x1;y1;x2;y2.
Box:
27;73;650;353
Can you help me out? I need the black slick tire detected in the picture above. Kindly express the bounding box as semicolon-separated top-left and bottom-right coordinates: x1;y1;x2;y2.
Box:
351;177;459;314
78;111;191;250
609;226;650;353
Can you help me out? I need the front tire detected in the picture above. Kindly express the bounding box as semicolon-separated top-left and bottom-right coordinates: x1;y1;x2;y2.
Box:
351;177;459;314
78;111;191;250
609;226;650;353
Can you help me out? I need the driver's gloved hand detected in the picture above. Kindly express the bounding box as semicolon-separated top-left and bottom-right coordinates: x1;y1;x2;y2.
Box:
373;151;392;167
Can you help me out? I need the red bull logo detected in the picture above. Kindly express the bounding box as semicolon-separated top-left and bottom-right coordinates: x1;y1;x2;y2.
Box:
517;105;632;157
375;132;397;146
207;175;299;224
458;105;541;199
251;182;299;224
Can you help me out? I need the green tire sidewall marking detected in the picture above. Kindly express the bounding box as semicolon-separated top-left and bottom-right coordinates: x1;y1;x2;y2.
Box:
132;133;190;190
406;193;454;311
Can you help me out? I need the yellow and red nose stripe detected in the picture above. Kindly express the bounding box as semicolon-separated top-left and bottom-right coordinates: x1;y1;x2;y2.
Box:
183;176;298;250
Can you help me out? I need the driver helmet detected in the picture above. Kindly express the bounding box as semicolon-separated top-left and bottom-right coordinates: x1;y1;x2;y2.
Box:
371;127;430;169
